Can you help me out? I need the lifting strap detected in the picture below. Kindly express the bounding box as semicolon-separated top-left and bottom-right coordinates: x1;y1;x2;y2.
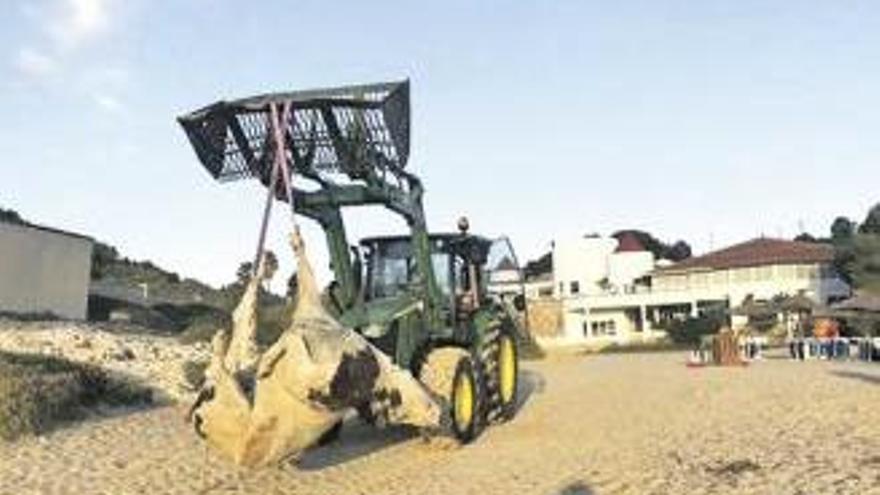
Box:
252;101;297;275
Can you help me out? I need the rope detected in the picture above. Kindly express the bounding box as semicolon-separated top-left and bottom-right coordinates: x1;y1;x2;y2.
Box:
269;101;299;232
251;101;298;276
251;142;281;276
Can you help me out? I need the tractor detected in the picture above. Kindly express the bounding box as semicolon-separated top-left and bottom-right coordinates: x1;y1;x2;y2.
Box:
178;80;527;442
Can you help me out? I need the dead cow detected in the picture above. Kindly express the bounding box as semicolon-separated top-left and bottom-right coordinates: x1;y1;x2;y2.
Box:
188;230;442;467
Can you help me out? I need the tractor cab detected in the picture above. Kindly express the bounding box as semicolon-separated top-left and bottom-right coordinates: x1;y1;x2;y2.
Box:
349;227;524;367
359;232;492;322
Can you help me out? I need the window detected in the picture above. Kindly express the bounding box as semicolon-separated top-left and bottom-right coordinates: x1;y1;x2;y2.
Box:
570;281;580;295
589;319;618;337
538;287;554;298
371;257;410;298
431;254;452;297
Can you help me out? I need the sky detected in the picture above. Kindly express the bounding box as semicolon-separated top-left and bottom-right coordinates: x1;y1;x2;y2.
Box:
1;0;878;289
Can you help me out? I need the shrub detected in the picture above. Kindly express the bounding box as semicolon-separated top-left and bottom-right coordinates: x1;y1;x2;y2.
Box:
664;313;726;345
0;311;62;322
598;341;688;354
0;352;152;440
180;360;208;390
177;311;230;344
153;303;229;332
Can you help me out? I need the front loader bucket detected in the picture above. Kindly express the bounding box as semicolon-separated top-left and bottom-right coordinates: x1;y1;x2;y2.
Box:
177;80;410;187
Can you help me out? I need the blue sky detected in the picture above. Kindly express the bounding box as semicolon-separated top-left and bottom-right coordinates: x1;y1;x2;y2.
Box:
1;0;878;288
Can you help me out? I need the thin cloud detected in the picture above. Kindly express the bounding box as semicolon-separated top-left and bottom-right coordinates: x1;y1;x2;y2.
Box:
49;0;111;49
14;47;58;77
93;93;125;113
13;0;128;114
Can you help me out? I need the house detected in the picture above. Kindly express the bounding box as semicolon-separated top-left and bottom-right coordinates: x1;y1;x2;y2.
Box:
652;238;850;328
527;236;851;347
0;221;94;319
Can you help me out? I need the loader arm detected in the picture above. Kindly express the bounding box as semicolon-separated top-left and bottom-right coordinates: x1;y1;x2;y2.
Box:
178;80;444;329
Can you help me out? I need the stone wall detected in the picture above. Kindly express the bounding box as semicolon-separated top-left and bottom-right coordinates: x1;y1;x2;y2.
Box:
526;299;563;338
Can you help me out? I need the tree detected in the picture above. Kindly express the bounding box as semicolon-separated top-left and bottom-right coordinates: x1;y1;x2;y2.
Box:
236;261;254;285
262;250;278;281
90;241;120;279
850;234;880;294
0;208;26;225
859;203;880;235
794;232;818;243
666;240;692;261
611;230;692;262
831;216;856;241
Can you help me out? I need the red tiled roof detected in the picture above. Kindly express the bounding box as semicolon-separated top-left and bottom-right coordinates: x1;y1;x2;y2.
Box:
615;232;645;253
656;238;833;273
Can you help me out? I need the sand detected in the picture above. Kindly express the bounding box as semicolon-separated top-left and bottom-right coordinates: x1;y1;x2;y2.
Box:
1;348;879;494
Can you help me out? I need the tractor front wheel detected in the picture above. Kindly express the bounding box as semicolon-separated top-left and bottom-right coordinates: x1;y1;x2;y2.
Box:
418;347;484;443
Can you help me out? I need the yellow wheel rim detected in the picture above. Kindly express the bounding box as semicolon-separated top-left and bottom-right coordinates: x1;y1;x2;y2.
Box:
454;370;474;428
499;336;516;404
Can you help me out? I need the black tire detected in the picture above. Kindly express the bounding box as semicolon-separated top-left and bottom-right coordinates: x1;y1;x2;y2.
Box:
418;347;485;443
482;324;520;423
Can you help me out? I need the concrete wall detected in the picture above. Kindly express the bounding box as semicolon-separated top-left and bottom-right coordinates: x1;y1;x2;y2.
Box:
527;299;564;339
552;237;617;297
608;251;654;290
0;223;93;319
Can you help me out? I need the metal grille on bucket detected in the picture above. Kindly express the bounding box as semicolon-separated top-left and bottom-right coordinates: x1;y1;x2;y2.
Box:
178;81;410;185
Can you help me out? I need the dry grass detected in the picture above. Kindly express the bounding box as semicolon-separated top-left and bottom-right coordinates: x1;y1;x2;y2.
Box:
0;351;153;441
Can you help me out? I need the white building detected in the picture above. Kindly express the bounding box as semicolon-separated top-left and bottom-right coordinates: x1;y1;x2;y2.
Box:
0;222;94;320
530;235;851;347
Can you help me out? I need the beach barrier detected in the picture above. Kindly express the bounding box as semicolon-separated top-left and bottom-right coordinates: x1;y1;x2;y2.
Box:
739;336;766;361
788;337;877;362
855;337;879;362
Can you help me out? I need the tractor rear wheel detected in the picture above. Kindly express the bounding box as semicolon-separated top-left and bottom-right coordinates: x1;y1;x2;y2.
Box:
418;347;484;443
482;324;519;422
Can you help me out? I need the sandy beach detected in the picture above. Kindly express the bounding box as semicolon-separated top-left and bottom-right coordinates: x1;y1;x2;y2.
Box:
1;348;878;495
